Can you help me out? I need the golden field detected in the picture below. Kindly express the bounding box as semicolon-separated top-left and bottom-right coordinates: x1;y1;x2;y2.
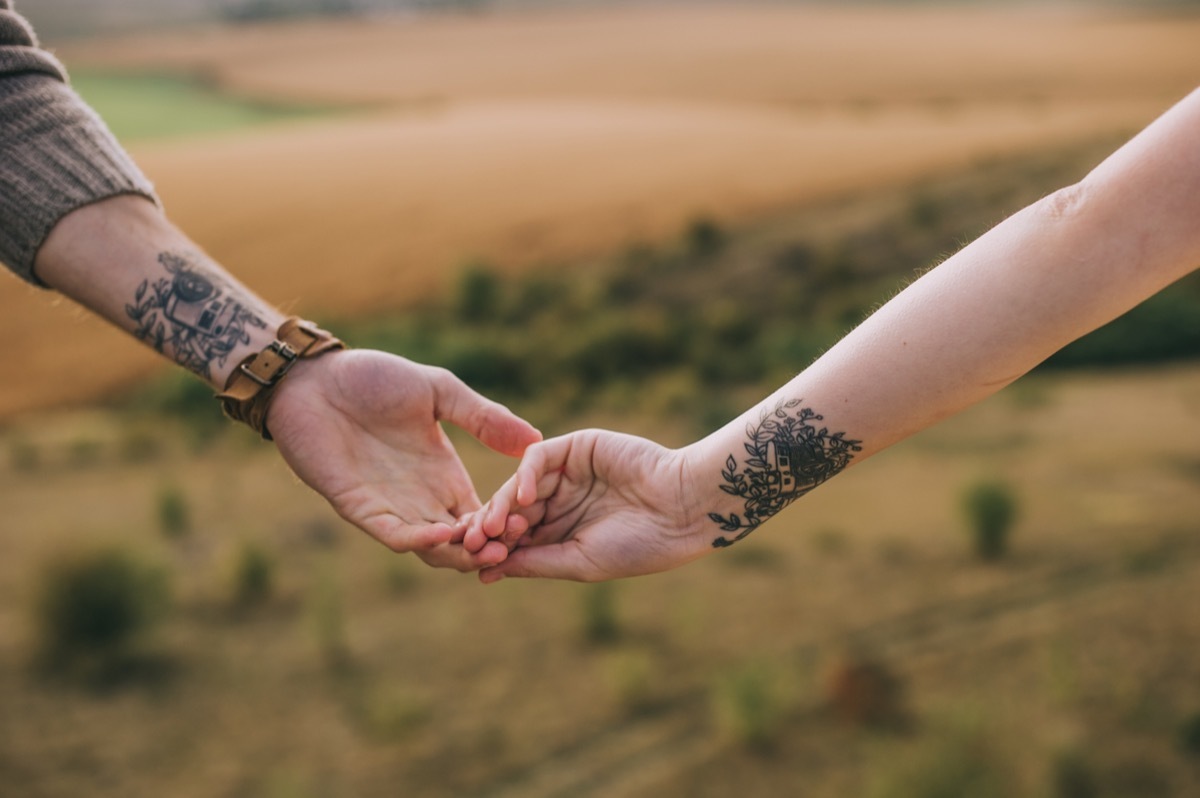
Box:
2;4;1200;796
2;3;1199;416
2;364;1199;796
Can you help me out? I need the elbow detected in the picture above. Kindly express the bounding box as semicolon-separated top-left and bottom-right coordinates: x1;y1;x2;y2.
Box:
1033;180;1094;223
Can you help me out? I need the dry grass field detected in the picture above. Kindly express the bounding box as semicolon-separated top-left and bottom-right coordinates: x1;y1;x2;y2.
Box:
3;4;1200;796
2;3;1198;416
1;365;1199;797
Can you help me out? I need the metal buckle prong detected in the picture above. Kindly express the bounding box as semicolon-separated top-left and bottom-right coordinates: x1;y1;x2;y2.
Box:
239;339;302;387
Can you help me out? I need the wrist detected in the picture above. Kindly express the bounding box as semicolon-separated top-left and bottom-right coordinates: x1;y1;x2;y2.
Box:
678;430;749;549
216;317;346;439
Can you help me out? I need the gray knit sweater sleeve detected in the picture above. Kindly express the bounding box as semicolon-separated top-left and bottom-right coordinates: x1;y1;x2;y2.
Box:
0;0;158;285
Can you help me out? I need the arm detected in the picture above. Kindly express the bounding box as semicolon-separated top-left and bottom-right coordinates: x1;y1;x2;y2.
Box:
472;87;1200;582
37;197;539;569
1;2;540;568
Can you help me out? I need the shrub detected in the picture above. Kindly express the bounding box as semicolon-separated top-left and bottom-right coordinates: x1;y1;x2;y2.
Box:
155;484;191;540
383;558;420;595
311;565;350;670
711;660;783;752
961;480;1018;560
134;371;227;446
1051;749;1098;798
1177;711;1200;757
1042;281;1200;368
823;652;904;727
908;192;942;230
438;340;529;397
67;436;103;468
456;262;502;322
580;582;620;644
34;547;169;670
603;649;657;715
685;216;725;258
232;541;274;607
8;436;39;472
119;428;164;463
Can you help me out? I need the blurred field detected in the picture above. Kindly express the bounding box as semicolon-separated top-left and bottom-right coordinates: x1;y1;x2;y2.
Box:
3;5;1200;796
2;3;1199;416
2;364;1199;797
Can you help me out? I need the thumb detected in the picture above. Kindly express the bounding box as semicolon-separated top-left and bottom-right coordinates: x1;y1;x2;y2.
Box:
478;541;601;583
432;369;542;456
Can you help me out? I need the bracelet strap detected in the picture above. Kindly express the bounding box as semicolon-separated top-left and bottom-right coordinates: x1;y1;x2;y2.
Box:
216;317;345;440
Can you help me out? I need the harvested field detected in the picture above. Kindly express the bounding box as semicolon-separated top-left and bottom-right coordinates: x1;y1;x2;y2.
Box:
3;4;1199;417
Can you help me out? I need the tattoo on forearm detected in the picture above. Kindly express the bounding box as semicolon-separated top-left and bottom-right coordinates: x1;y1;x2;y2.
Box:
709;399;861;547
125;252;267;380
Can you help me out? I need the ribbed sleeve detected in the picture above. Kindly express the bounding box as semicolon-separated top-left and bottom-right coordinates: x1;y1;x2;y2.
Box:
0;0;159;285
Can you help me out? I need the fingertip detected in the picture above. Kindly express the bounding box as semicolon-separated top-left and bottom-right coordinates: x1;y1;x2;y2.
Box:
500;514;529;548
419;522;456;550
516;465;537;507
461;527;484;554
479;567;505;585
477;539;510;566
482;499;505;539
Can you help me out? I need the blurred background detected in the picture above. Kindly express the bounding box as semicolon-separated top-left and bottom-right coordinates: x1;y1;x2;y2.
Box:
2;1;1200;796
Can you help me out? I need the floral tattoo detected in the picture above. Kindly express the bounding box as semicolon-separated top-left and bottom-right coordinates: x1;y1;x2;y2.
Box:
709;399;861;547
125;251;267;381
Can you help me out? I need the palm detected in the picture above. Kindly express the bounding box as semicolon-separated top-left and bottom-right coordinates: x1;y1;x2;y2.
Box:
269;350;540;569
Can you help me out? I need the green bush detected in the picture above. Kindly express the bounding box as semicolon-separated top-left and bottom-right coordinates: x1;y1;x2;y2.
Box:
8;436;39;472
133;371;228;446
711;661;783;752
34;547;169;669
603;649;657;715
580;582;620;644
311;565;350;670
156;484;191;540
232;541;275;607
456;262;502;322
1177;711;1200;757
686;216;725;258
962;480;1019;560
1043;279;1200;368
1051;749;1098;798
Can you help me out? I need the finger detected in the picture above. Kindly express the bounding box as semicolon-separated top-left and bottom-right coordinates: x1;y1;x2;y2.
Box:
432;369;542;457
418;539;510;572
515;438;571;506
462;511;491;554
482;475;519;538
499;513;530;549
449;512;476;545
478;542;598;583
365;515;455;554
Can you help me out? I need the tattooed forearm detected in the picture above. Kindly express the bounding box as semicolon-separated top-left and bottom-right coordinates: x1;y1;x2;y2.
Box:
125;251;268;381
709;399;861;547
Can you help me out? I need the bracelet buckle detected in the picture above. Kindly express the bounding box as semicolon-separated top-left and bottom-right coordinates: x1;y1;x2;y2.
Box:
239;339;300;387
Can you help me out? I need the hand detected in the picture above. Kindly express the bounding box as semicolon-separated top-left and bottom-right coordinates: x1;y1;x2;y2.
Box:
466;430;713;583
267;349;542;570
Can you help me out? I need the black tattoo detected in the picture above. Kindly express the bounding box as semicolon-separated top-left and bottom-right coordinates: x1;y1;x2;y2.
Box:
709;399;861;547
125;252;267;380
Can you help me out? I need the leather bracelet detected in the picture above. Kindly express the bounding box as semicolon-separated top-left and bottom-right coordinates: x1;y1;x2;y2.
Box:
216;317;345;440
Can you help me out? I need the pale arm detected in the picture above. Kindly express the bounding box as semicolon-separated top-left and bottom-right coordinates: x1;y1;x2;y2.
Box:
477;87;1200;581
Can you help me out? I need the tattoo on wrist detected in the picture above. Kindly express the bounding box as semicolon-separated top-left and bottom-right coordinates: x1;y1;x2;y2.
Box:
709;399;861;547
125;251;268;381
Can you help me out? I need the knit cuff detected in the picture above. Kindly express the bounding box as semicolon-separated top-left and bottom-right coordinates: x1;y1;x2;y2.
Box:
0;72;159;286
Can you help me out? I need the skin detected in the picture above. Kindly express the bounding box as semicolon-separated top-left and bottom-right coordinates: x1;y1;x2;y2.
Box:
466;86;1200;583
35;195;542;571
